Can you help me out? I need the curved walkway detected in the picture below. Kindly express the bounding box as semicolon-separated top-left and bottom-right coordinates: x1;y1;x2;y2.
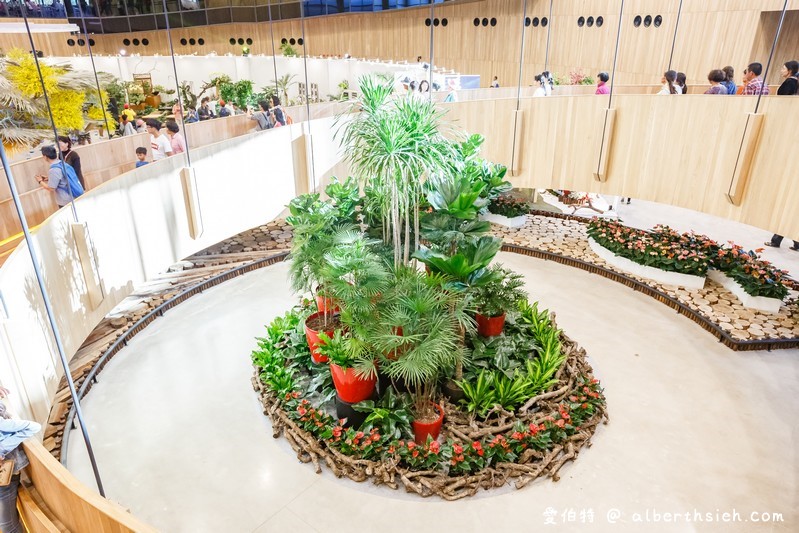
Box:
65;254;799;533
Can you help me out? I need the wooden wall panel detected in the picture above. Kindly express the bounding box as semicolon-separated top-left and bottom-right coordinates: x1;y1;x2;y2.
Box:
2;1;797;88
449;92;799;237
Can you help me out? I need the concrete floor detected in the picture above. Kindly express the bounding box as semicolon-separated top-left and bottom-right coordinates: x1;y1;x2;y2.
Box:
66;253;799;533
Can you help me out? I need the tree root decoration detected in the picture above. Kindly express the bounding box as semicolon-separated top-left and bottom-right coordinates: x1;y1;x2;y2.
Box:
252;326;607;500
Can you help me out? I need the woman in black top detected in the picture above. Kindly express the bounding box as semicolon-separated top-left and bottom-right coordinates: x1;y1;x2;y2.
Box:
271;95;286;126
777;60;798;95
57;136;85;189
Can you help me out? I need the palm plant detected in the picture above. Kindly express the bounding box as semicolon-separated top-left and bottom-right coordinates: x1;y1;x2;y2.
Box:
371;267;467;419
320;229;391;377
271;74;297;104
336;75;457;266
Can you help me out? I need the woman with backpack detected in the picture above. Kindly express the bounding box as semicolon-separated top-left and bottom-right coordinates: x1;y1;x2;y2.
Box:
57;136;85;189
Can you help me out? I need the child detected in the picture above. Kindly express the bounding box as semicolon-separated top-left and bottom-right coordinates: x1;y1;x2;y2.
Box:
135;147;148;168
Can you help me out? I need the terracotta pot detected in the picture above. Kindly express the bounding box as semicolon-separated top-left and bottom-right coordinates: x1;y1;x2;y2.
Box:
314;293;338;314
304;311;336;364
330;364;377;403
412;403;444;444
475;312;506;337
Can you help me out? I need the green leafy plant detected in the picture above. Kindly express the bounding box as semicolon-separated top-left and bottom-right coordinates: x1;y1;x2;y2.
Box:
280;41;298;57
219;79;254;108
353;388;413;440
337;75;456;265
472;265;527;318
460;370;495;416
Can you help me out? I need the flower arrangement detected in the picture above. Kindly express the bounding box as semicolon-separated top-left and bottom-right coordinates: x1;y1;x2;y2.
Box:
715;244;789;299
586;218;715;276
488;194;529;218
587;218;790;299
254;310;606;478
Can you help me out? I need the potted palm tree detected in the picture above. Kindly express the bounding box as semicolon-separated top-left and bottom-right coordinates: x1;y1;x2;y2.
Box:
472;265;527;336
373;267;466;444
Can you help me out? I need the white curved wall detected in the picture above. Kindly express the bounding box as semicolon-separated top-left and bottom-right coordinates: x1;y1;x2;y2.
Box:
0;117;347;422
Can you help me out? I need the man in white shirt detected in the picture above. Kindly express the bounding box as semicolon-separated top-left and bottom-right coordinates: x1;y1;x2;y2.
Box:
146;119;173;161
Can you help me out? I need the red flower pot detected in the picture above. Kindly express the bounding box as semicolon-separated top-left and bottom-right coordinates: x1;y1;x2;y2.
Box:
330;363;377;403
475;312;506;337
412;403;444;444
304;311;336;364
314;286;339;314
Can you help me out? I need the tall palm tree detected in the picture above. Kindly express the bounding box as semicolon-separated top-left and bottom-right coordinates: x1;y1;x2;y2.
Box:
336;75;457;266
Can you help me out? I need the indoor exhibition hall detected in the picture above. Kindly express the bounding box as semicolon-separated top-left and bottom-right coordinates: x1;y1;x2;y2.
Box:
0;0;797;531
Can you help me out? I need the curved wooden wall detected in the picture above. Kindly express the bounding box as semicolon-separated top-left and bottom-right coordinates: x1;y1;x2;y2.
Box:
21;439;157;532
3;0;799;87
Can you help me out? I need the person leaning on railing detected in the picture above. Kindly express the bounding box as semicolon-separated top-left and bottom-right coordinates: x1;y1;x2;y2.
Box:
0;386;42;533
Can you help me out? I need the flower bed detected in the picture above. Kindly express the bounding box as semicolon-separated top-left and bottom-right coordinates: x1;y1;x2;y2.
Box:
251;305;606;500
707;270;782;313
586;219;789;302
587;237;707;289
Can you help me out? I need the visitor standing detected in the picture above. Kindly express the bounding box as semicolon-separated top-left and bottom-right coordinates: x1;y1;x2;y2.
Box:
676;72;688;94
491;76;499;88
135;147;148;167
172;101;183;123
249;100;273;131
271;96;286;126
35;145;83;208
596;72;610;94
704;70;727;94
777;60;798;95
721;66;737;95
165;121;186;155
146;119;172;161
0;387;42;533
533;73;550;97
120;103;136;122
741;63;770;95
57;136;85;189
658;70;678;94
444;79;459;102
120;115;136;136
540;71;554;96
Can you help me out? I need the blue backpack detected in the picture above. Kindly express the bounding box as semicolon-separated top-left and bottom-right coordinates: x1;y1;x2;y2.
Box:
50;162;84;198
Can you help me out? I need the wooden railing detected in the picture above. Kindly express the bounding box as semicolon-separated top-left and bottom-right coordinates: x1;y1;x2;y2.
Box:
20;439;157;532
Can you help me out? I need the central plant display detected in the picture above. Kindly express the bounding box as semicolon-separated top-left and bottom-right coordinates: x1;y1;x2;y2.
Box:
250;76;606;499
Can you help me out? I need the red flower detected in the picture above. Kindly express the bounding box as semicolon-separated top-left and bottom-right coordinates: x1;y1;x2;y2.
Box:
528;423;539;435
429;441;441;454
297;406;307;416
472;444;484;457
332;427;342;438
407;441;416;449
453;443;463;455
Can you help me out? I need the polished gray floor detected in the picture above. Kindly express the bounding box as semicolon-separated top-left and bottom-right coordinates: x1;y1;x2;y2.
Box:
66;253;799;532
